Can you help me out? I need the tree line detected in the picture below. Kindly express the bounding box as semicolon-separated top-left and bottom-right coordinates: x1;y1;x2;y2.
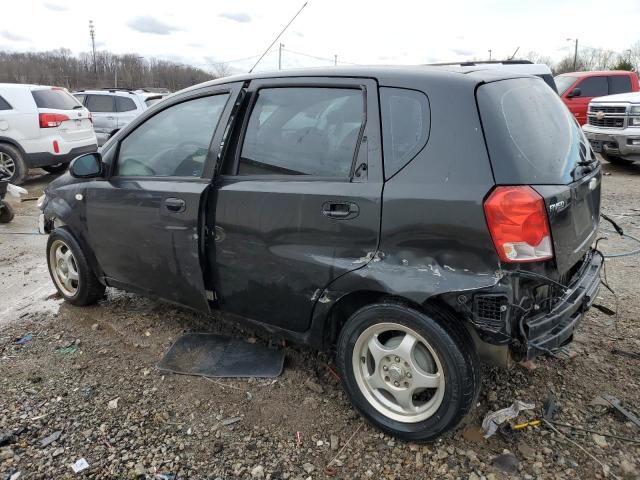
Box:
524;41;640;75
0;49;216;92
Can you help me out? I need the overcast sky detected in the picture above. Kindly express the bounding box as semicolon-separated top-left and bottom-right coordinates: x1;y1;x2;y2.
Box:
2;0;639;73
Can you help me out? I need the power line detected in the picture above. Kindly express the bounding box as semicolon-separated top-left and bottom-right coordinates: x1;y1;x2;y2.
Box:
281;48;360;65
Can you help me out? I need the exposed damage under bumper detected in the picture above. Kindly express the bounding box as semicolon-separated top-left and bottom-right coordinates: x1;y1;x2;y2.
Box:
445;249;602;365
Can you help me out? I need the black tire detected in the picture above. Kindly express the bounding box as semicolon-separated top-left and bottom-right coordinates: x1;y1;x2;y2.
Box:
602;152;634;165
336;303;480;442
46;227;105;306
42;163;69;174
0;202;14;223
0;143;27;185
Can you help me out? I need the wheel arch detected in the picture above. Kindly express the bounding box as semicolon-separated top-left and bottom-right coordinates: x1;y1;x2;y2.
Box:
0;137;27;158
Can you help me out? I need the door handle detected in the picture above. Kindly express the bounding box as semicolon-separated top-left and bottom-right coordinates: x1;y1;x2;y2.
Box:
107;116;115;120
322;201;359;219
164;197;186;212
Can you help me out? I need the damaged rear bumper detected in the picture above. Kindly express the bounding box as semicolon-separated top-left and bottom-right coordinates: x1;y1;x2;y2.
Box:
524;251;602;360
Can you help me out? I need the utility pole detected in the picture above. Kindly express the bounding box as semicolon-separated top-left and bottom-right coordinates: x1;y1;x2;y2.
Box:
278;43;284;70
89;20;97;75
573;38;578;70
334;54;337;66
114;63;118;88
488;49;492;61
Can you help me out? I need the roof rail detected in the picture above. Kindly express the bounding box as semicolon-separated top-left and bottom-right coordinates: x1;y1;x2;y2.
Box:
427;59;534;67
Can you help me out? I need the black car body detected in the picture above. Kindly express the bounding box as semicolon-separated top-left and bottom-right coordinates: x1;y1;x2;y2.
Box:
40;66;602;441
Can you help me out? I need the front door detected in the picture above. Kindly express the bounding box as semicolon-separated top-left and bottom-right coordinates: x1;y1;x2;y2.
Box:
210;78;383;332
85;84;242;311
565;76;608;125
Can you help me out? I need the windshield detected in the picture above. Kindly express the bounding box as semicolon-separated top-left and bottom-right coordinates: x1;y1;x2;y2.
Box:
478;77;593;185
554;75;578;95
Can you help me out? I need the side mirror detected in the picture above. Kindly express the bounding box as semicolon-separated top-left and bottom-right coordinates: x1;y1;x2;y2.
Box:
567;87;582;98
69;152;103;178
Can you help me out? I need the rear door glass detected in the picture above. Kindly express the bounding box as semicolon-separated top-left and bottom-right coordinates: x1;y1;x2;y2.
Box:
477;77;588;185
116;96;137;112
32;88;81;110
609;76;632;94
576;77;607;97
380;87;430;179
86;95;116;113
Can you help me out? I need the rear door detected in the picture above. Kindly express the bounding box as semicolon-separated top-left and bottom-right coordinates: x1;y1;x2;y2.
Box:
478;77;601;273
209;77;383;332
31;87;93;142
84;83;242;311
84;94;118;143
115;95;141;130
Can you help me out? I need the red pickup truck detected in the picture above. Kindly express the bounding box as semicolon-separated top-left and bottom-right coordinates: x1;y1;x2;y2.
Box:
555;71;640;125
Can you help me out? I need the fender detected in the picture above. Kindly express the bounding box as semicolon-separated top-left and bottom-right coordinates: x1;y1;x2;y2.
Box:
0;136;27;157
43;195;105;283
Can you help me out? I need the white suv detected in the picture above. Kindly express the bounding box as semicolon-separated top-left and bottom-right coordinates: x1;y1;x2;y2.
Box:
74;89;165;146
0;84;97;184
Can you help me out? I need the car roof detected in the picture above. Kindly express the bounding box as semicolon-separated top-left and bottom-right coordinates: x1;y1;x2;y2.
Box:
181;65;536;95
0;83;57;90
557;70;635;78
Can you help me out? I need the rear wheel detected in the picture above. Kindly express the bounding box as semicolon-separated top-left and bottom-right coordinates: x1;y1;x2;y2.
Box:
0;144;27;185
46;228;105;305
0;202;14;223
336;303;480;441
602;152;634;165
42;163;69;174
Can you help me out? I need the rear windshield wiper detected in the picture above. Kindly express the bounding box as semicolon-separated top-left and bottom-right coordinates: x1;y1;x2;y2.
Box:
72;105;84;109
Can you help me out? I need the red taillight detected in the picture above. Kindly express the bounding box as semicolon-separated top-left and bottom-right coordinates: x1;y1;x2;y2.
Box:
484;186;553;263
39;113;69;128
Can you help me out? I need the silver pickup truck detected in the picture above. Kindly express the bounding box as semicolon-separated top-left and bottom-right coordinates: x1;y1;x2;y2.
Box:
582;92;640;165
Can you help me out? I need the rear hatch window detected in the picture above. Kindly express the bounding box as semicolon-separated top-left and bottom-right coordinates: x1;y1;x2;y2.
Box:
32;88;82;110
477;77;589;185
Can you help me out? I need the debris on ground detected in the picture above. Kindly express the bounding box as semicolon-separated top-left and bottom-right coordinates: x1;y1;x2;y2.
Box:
13;334;32;345
70;458;89;473
481;401;535;438
492;452;520;474
107;397;119;410
462;424;485;442
599;395;640;428
56;343;78;354
610;348;640;360
39;430;62;447
221;416;241;426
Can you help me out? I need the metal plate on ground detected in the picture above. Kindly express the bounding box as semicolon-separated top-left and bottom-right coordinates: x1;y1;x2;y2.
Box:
158;333;285;378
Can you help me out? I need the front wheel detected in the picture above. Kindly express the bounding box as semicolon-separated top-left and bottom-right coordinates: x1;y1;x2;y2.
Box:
0;202;14;223
46;228;105;305
336;303;480;442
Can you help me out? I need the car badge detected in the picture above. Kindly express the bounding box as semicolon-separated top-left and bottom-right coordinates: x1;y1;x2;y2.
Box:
596;111;605;120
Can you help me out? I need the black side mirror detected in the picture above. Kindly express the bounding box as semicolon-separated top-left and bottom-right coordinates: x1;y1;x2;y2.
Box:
69;152;103;178
567;87;582;98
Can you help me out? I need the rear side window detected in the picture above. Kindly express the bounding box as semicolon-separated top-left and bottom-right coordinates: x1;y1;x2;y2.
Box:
576;77;608;97
380;87;430;178
478;77;585;185
0;95;11;110
116;96;137;112
74;94;86;105
86;95;115;113
610;76;632;95
32;88;80;110
238;87;364;177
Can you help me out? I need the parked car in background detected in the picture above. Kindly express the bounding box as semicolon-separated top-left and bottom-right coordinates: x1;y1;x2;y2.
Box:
582;91;640;165
40;66;602;441
555;71;640;125
74;88;165;145
429;60;558;92
0;84;97;184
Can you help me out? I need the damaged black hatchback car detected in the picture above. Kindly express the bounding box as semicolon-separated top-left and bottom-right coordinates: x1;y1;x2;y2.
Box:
39;67;602;441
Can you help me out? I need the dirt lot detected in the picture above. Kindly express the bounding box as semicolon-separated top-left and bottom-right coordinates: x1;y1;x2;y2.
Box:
0;163;639;480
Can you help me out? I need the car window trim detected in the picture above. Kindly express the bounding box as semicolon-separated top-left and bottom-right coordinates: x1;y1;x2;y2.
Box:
0;95;12;110
224;80;369;181
109;89;234;181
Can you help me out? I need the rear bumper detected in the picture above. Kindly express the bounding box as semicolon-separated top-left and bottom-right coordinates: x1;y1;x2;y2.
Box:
582;124;640;160
524;251;602;360
25;144;98;168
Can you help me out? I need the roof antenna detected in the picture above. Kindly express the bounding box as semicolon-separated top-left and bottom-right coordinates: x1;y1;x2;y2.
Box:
249;2;308;73
508;47;520;60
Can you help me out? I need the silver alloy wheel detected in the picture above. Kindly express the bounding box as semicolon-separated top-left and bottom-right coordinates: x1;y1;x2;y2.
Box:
352;322;446;423
48;239;79;297
0;152;16;176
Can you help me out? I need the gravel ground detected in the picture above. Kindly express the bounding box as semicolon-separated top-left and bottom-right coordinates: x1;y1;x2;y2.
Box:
0;162;639;480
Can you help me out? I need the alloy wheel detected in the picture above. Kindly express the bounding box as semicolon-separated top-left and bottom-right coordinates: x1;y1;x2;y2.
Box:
49;239;80;296
0;152;16;176
352;322;446;423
